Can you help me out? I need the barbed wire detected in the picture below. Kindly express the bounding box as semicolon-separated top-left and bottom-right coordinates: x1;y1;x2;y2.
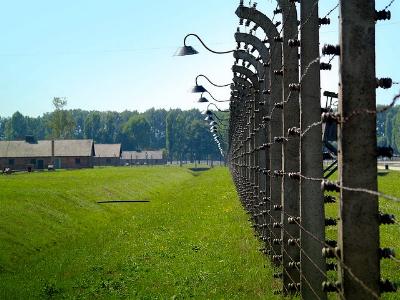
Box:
243;90;400;152
235;1;340;142
378;91;400;113
292;91;400;141
261;55;321;123
323;3;339;18
281;210;381;300
271;4;279;24
236;1;339;145
241;174;390;300
300;272;323;300
390;255;400;264
283;267;300;292
235;0;328;125
230;3;399;298
239;2;293;84
235;3;312;145
276;171;400;204
267;206;346;299
327;54;336;64
384;0;396;10
300;121;323;138
266;218;300;271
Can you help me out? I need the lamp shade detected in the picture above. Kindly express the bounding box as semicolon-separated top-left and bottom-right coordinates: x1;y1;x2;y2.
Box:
191;85;208;93
174;45;199;56
197;96;209;103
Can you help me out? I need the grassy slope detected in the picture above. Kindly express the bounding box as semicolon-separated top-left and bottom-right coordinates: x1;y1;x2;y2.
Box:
0;167;279;299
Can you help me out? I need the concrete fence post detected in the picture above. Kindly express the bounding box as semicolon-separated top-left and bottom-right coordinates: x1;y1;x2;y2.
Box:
235;4;283;271
233;48;269;240
278;0;301;293
299;1;326;299
337;1;380;299
232;65;260;215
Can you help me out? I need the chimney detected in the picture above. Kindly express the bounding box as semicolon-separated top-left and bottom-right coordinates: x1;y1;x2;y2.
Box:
25;135;37;144
51;140;55;165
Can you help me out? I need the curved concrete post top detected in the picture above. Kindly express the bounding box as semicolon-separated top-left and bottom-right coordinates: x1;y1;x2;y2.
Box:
232;65;260;91
235;5;282;65
232;75;253;89
229;93;243;109
276;0;297;17
229;83;246;112
230;92;241;101
234;32;270;66
233;50;265;79
230;83;247;99
277;0;299;45
231;77;253;112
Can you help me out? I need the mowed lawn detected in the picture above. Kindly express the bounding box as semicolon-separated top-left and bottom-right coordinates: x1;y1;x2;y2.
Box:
0;167;279;299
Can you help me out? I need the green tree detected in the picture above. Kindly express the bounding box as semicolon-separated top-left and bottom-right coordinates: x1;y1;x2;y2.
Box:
143;108;167;149
48;98;76;139
175;114;188;163
166;110;178;162
69;109;90;139
0;117;5;140
26;116;48;140
122;115;151;150
84;112;102;141
2;107;229;159
101;111;118;143
391;111;400;153
4;111;27;140
188;119;211;162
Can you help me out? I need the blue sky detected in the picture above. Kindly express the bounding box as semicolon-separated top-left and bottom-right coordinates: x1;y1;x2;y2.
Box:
0;0;399;117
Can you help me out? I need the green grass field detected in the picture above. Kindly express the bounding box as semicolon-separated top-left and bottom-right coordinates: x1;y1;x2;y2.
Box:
0;167;279;299
378;172;400;300
0;167;398;299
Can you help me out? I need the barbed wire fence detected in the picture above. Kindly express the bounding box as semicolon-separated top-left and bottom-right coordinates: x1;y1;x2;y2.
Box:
228;1;399;299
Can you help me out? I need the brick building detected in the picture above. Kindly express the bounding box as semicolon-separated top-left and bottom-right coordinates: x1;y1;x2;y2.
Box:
94;144;121;166
0;138;95;171
121;150;165;165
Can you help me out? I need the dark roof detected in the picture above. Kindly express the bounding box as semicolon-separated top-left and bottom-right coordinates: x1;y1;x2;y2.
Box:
94;144;121;158
0;140;94;158
121;150;163;160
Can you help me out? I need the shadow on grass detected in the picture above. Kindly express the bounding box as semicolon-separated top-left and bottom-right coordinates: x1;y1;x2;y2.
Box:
189;168;210;172
97;200;150;204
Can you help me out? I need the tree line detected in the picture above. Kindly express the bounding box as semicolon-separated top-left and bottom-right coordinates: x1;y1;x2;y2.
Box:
377;104;400;154
0;100;228;162
7;102;397;158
